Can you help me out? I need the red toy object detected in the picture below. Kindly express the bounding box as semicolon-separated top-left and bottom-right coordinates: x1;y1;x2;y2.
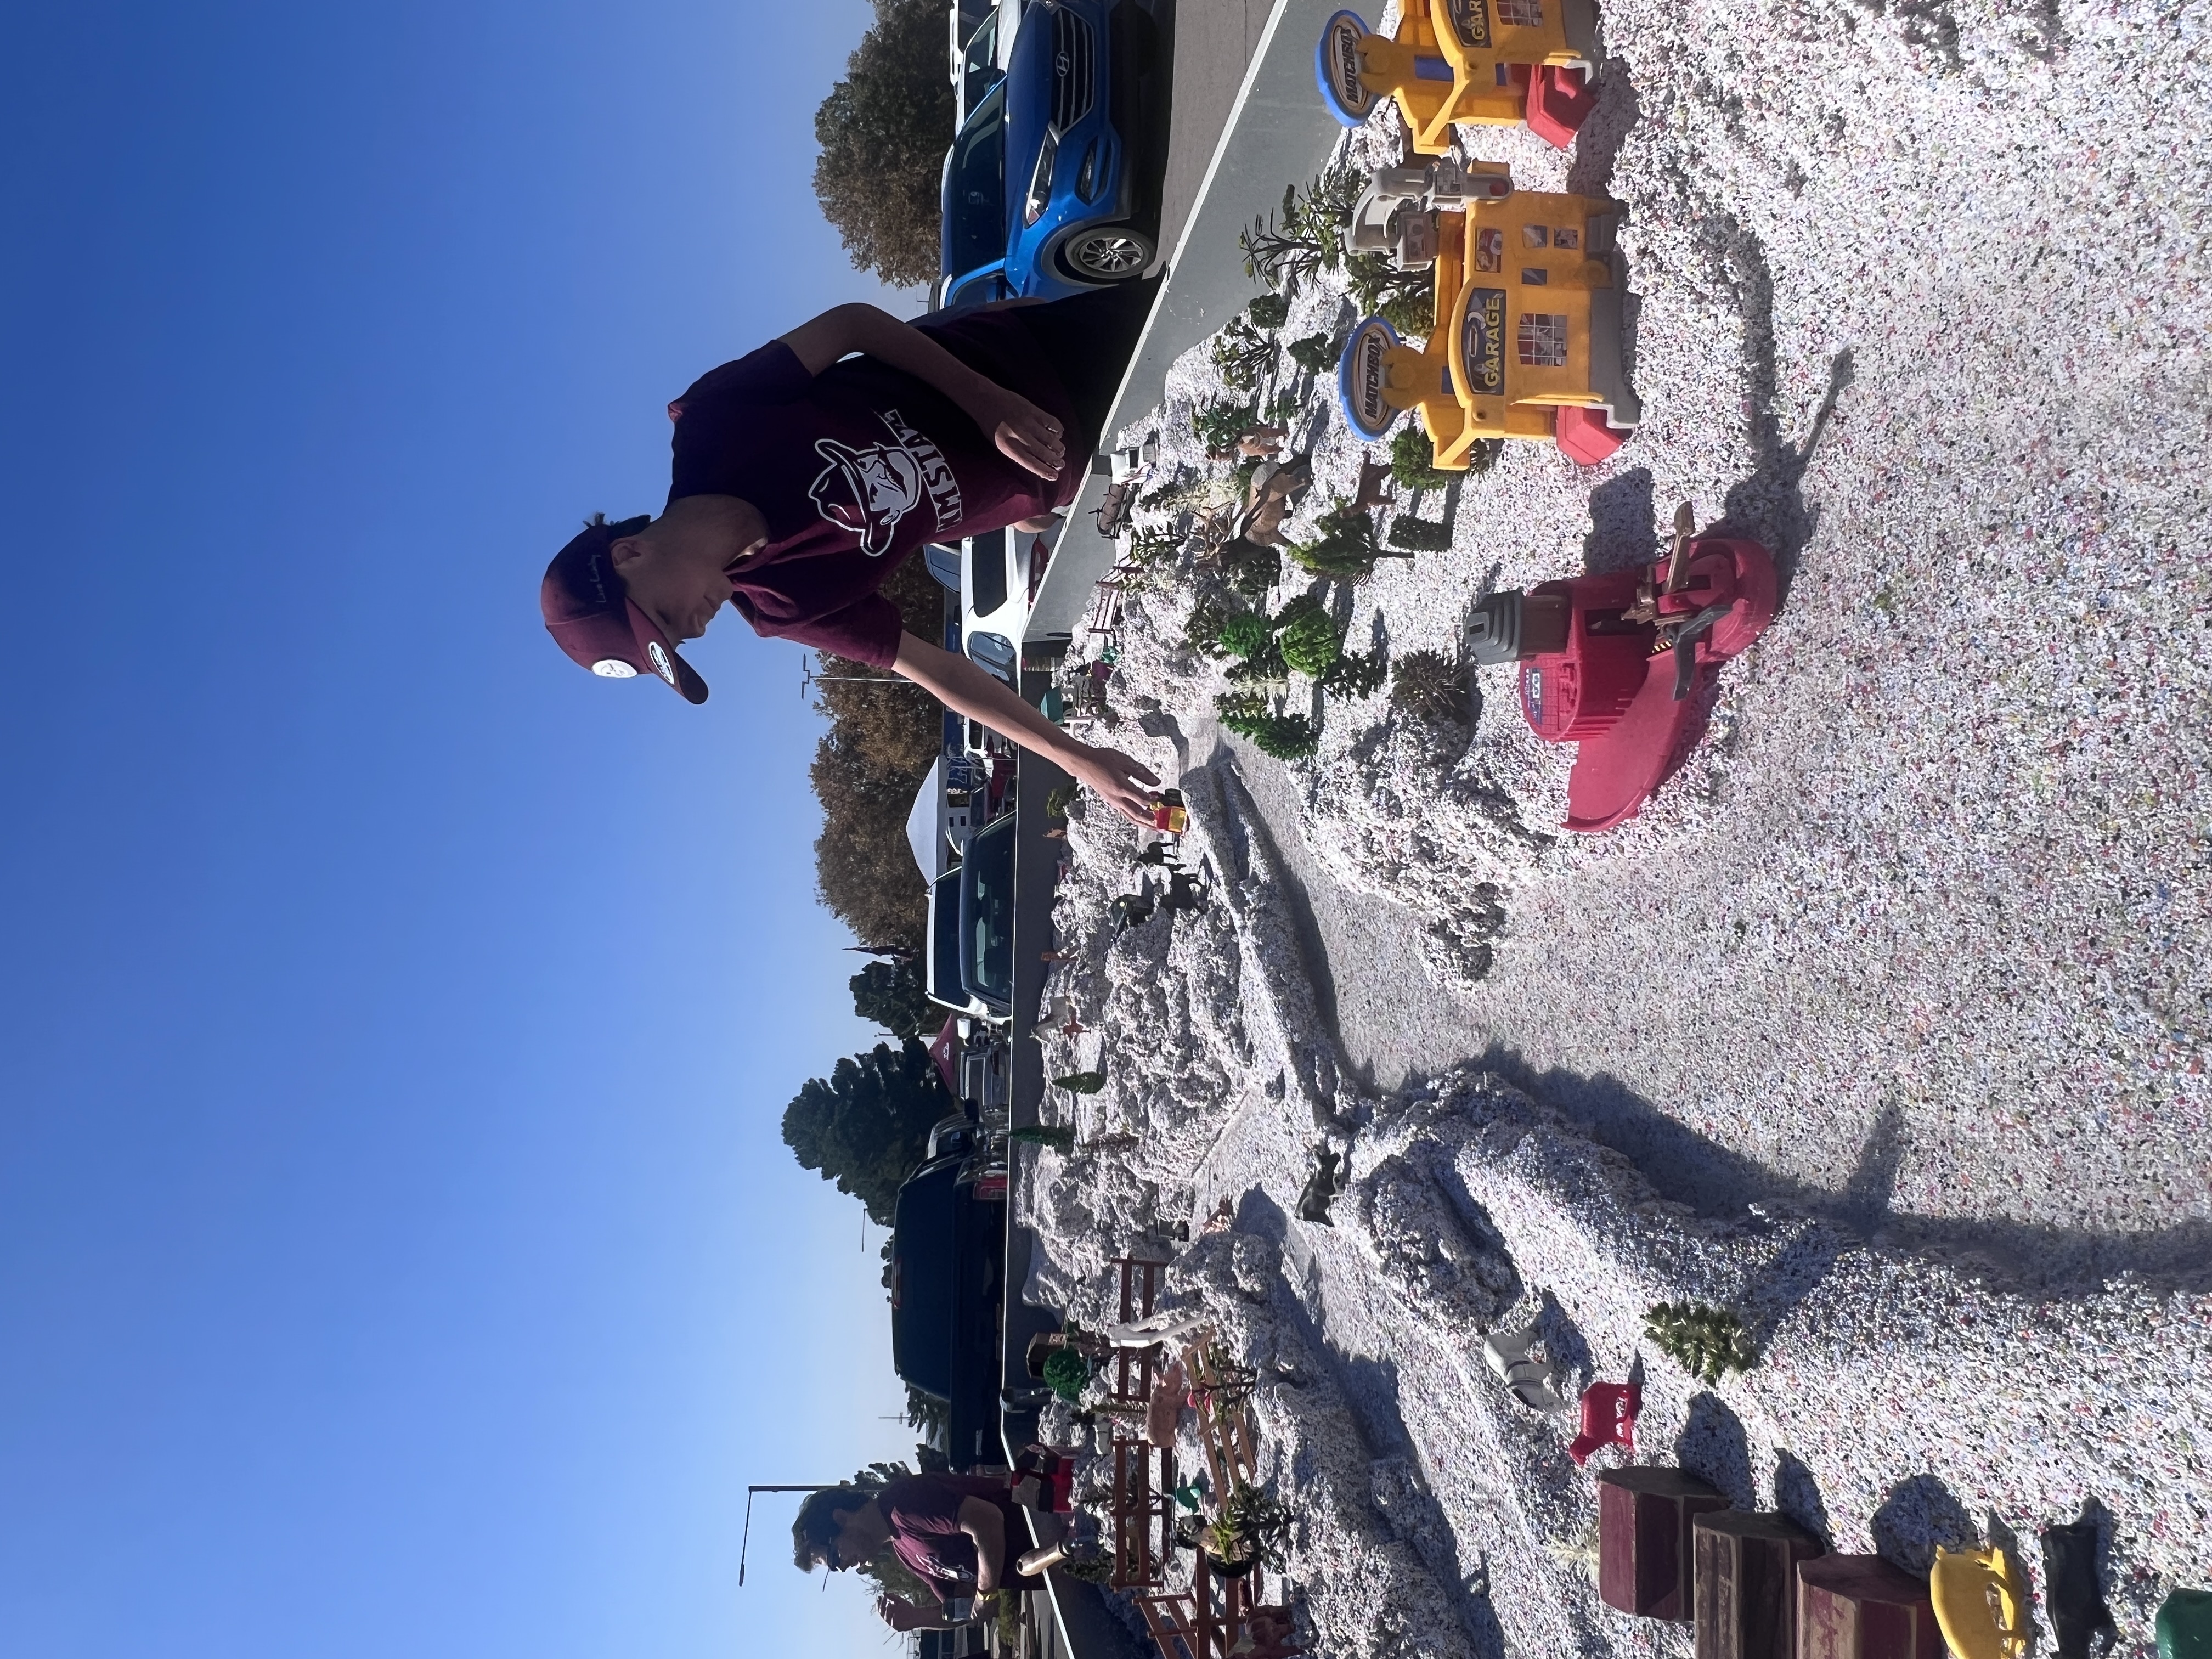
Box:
1011;1444;1076;1514
1526;64;1599;150
1568;1381;1641;1466
1468;511;1777;833
1553;403;1633;466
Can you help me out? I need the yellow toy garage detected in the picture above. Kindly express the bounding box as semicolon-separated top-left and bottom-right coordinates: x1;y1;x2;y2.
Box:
1334;160;1639;466
1315;3;1601;153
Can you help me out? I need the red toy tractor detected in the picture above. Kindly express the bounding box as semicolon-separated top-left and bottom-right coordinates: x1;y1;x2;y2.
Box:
1468;507;1776;832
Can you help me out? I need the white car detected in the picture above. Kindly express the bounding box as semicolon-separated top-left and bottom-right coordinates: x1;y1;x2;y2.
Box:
958;523;1040;687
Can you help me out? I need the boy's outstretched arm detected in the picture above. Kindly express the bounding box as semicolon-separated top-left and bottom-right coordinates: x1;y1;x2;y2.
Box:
893;630;1158;825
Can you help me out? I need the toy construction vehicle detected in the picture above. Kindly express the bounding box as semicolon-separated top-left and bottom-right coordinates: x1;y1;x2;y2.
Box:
1315;3;1600;152
1464;505;1776;832
1335;159;1639;466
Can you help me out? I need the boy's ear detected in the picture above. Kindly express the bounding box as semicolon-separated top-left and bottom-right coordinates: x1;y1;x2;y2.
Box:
608;534;647;569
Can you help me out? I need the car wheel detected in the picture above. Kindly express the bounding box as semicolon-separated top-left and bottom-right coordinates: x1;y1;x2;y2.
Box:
1059;224;1155;283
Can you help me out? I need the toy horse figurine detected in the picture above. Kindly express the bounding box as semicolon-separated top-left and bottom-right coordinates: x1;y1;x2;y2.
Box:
1567;1381;1640;1466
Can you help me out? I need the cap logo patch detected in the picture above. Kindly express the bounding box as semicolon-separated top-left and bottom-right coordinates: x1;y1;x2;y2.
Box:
591;658;637;679
646;640;676;686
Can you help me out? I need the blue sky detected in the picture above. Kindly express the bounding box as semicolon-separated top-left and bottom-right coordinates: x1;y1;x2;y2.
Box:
0;1;934;1652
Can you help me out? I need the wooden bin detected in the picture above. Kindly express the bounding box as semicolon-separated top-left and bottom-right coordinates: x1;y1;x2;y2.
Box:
1693;1511;1824;1659
1796;1555;1943;1659
1596;1468;1731;1621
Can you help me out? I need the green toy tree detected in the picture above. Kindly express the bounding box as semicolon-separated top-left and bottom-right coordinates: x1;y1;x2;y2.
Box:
1216;692;1321;760
1285;332;1338;375
1288;501;1410;580
1218;610;1277;661
1052;1070;1108;1093
1389;426;1454;490
1644;1302;1759;1383
1321;650;1389;698
1010;1124;1078;1153
1210;316;1276;392
1245;292;1292;330
1386;514;1453;552
1273;595;1342;677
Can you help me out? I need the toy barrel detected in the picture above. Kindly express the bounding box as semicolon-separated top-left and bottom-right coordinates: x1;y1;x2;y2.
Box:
1693;1512;1824;1659
1596;1467;1730;1621
1796;1555;1943;1659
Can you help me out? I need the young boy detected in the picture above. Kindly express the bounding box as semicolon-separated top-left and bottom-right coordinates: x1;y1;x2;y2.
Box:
540;284;1163;822
792;1475;1040;1632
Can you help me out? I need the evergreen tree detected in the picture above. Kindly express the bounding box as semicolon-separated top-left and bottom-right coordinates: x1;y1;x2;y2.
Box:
851;957;934;1040
781;1039;950;1226
811;0;958;288
1644;1302;1759;1383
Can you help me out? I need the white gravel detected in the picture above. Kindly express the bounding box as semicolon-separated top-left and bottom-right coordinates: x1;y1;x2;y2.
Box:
1013;0;2212;1649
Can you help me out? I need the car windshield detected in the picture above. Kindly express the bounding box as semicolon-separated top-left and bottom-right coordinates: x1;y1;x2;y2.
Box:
943;84;1006;277
963;816;1017;1006
928;869;964;1006
961;13;1002;104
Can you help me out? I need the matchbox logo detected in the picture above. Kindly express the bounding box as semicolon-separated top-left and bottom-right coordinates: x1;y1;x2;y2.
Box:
1316;12;1375;123
647;640;676;686
1338;316;1399;440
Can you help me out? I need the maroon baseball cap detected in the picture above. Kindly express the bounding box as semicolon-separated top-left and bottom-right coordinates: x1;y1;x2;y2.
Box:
540;515;709;704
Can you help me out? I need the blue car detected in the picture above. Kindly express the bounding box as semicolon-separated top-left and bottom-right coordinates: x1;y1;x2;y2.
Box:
939;0;1163;308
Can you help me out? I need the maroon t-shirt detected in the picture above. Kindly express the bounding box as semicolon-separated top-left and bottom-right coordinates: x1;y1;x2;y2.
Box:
667;310;1081;668
878;1474;1040;1607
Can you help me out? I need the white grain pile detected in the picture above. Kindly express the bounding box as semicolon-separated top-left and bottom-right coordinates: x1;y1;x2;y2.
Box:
1015;0;2212;1647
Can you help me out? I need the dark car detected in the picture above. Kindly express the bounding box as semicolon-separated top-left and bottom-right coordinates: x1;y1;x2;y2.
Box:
939;0;1164;307
890;1119;1009;1472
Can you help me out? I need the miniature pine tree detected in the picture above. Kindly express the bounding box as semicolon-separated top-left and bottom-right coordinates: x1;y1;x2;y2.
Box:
1044;783;1081;820
1273;595;1342;677
1010;1124;1078;1153
1644;1302;1759;1384
1389;426;1455;491
1193;399;1261;458
1217;610;1276;661
1041;1346;1093;1403
1288;501;1402;580
1386;514;1453;552
1210;316;1276;392
1285;332;1338;375
1215;535;1279;600
1389;649;1471;724
1321;649;1388;699
1216;692;1321;760
1052;1070;1108;1094
1245;292;1291;330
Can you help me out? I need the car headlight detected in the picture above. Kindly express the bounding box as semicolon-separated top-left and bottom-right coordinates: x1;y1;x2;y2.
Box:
1023;127;1060;225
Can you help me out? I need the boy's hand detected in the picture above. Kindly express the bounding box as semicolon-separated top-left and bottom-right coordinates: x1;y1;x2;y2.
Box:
1066;744;1160;825
963;382;1066;481
875;1595;926;1632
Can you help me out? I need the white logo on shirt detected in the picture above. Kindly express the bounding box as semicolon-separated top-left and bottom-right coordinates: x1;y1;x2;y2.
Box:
807;409;964;556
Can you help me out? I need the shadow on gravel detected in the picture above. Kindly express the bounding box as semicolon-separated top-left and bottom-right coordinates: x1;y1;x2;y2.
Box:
1209;759;1351;1057
1463;1039;2212;1297
1582;467;1659;575
1676;1394;1758;1508
1238;1189;1509;1659
1871;1474;1978;1573
1565;61;1641;198
1693;216;1852;606
1773;1451;1835;1546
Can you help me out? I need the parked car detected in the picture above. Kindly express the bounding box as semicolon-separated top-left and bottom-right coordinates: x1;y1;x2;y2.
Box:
891;1122;1008;1472
923;811;1017;1023
948;0;1019;128
938;0;1164;308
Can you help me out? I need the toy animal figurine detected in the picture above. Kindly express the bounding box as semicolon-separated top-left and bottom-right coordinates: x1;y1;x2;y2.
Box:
1567;1381;1640;1466
1295;1144;1345;1224
1930;1545;2030;1659
2039;1520;2117;1659
1134;840;1181;869
1160;871;1209;913
1482;1324;1566;1412
1147;1357;1188;1448
1111;891;1156;930
1353;456;1396;512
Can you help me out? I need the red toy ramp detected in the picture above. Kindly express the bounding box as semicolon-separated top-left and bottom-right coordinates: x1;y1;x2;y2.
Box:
1527;64;1598;149
1555;403;1633;465
1562;538;1776;833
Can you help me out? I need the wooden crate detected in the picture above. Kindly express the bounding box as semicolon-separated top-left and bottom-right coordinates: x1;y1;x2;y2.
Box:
1796;1555;1943;1659
1596;1467;1731;1620
1694;1511;1824;1659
